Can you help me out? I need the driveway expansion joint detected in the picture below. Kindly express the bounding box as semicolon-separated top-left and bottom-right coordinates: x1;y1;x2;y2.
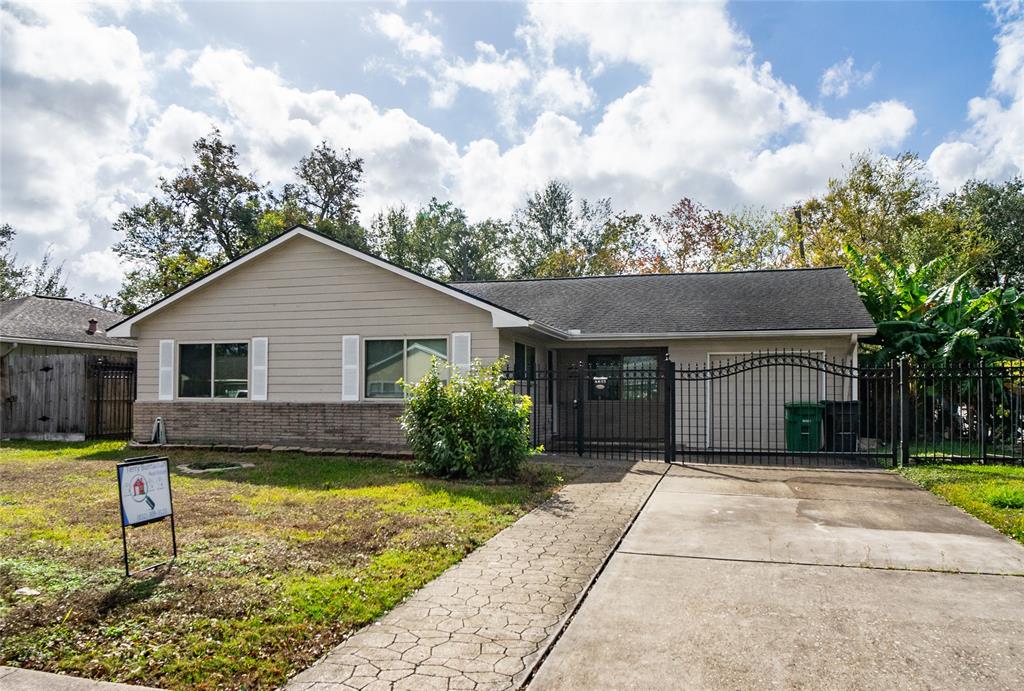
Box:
614;549;1024;577
281;458;666;691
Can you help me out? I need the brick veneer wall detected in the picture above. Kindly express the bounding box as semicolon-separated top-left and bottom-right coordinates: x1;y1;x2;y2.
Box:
133;402;407;450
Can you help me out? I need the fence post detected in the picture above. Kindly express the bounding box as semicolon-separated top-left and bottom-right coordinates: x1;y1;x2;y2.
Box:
663;358;676;464
889;359;899;467
978;359;987;465
574;367;585;457
899;356;911;468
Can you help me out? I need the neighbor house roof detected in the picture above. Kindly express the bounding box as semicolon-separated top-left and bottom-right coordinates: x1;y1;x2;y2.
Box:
454;267;875;338
0;295;136;351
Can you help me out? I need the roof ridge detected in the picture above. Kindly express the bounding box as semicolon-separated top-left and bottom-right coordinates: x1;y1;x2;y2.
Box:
451;265;846;285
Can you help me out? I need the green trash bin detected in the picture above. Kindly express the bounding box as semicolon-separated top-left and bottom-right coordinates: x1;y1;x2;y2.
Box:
784;401;824;452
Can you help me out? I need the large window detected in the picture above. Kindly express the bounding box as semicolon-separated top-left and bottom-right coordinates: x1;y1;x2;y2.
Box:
587;353;660;401
365;338;448;399
179;343;249;398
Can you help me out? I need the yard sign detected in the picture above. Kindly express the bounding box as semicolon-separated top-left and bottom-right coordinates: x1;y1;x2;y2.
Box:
117;455;177;576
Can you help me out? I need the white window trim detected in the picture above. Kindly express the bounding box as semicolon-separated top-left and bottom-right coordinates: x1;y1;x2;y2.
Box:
363;336;450;401
177;340;251;400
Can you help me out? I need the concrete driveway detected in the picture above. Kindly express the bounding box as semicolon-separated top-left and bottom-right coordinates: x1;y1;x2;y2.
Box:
530;464;1024;690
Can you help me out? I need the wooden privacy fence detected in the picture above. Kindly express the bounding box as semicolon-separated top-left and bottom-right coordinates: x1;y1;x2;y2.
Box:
1;353;136;440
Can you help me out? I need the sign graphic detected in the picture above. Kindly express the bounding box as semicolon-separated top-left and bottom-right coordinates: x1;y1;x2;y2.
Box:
118;458;172;527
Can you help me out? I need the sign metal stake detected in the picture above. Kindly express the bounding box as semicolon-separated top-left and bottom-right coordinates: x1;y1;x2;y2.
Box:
117;455;178;577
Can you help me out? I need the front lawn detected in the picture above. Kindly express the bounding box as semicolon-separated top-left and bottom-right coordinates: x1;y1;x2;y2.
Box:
0;441;560;689
899;463;1024;544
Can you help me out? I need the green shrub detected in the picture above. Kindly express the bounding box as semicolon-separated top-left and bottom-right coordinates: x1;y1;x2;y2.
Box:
400;357;540;479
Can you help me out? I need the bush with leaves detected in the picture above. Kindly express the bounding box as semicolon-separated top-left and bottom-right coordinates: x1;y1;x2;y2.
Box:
846;246;1024;365
400;358;539;479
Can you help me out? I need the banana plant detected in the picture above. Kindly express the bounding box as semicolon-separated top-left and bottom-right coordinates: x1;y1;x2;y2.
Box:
846;246;1024;365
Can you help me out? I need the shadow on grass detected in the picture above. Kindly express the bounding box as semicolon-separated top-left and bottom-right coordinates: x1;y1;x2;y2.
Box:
101;568;170;615
905;463;1024;484
0;440;129;462
163;450;566;509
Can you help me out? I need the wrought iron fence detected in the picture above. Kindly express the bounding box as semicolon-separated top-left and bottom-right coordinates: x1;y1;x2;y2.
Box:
505;362;667;462
905;360;1024;464
504;354;1024;467
673;352;894;467
87;357;136;438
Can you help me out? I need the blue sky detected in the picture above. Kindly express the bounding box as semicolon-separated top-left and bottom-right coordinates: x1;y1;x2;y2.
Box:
1;1;1021;298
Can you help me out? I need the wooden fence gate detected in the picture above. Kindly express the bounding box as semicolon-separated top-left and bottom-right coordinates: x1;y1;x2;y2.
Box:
1;353;136;440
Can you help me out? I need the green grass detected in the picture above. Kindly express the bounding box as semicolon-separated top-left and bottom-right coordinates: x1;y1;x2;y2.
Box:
0;441;562;690
899;463;1024;543
909;441;1022;460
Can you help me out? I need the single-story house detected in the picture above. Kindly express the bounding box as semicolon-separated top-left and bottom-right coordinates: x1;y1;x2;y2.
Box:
108;226;875;450
2;296;136;440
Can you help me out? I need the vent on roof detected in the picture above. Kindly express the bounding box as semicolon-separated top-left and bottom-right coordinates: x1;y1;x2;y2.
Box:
86;318;98;335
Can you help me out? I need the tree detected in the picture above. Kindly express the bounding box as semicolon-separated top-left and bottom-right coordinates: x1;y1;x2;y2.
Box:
535;212;659;277
511;181;614;277
650;198;730;273
0;224;27;300
369;205;418;268
796;152;989;277
942;177;1024;290
846;247;1024;365
164;129;266;260
112;129;266;311
366;201;508;281
26;249;69;297
280;140;366;249
0;224;68;299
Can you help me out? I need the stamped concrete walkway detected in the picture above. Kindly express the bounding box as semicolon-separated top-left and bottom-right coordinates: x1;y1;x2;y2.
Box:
283;458;666;691
0;666;160;690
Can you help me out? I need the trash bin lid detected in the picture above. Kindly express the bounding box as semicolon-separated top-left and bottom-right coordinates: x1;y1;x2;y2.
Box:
784;401;824;409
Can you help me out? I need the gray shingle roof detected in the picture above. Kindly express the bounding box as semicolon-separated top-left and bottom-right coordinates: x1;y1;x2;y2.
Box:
453;267;875;335
0;296;135;348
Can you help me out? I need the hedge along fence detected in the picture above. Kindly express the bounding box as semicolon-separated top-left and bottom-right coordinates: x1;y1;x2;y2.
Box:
400;357;541;479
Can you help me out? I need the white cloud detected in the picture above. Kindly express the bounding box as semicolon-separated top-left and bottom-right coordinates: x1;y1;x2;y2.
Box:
144;104;221;164
187;47;459;215
928;1;1024;189
531;66;595;113
370;11;443;59
820;57;876;98
0;1;156;246
20;0;1020;300
441;42;530;95
71;248;133;286
459;1;914;211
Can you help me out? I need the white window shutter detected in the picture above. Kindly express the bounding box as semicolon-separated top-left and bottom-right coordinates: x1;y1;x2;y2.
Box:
158;340;174;401
451;332;471;376
251;337;268;401
341;335;360;401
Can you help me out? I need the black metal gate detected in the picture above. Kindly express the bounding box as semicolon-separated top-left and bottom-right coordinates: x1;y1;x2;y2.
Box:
508;354;1023;467
87;358;136;438
508;362;669;462
674;352;895;467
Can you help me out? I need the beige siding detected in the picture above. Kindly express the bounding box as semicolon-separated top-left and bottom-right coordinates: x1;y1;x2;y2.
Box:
135;235;500;403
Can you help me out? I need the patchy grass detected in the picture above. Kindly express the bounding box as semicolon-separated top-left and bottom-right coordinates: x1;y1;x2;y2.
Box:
899;464;1024;544
0;441;563;689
